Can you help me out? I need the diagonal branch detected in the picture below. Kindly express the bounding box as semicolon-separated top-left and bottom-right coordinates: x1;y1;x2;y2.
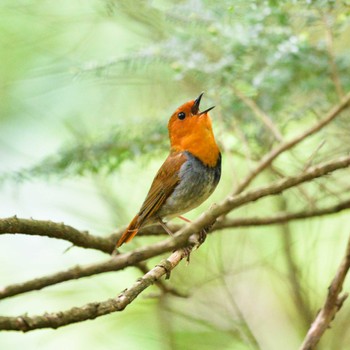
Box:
299;234;350;350
221;155;350;217
233;86;283;141
233;91;350;194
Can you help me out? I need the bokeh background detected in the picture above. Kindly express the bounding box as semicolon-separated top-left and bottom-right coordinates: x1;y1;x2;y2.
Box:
1;1;350;349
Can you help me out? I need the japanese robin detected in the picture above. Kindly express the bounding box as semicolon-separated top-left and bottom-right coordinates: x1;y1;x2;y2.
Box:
116;92;221;247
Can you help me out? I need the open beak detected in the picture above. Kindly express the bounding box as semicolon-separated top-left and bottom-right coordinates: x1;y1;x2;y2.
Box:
191;92;215;115
191;92;203;114
199;105;215;115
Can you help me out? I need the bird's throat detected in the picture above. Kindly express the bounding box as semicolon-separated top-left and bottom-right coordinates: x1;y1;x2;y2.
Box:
172;130;220;167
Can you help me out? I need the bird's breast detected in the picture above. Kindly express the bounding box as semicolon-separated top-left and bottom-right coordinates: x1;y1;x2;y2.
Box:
158;151;221;218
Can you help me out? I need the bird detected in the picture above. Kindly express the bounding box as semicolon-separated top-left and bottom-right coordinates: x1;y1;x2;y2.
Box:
116;92;221;248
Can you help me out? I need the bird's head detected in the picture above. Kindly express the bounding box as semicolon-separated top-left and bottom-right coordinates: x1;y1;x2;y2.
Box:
168;92;220;166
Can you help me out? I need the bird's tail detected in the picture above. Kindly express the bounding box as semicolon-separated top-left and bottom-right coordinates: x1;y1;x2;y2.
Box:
116;215;141;247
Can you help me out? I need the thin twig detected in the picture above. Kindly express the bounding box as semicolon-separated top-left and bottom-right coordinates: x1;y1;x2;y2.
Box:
220;275;260;349
221;155;350;217
216;198;350;229
299;234;350;350
233;91;350;194
233;86;283;142
270;164;317;210
276;195;313;332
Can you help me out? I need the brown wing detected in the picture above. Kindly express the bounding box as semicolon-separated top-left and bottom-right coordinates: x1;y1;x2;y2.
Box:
116;151;186;247
137;151;186;225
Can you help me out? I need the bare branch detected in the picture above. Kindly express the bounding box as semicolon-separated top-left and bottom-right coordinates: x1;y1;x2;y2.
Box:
221;155;350;217
0;215;177;253
0;250;185;332
299;234;350;350
217;198;350;229
234;91;350;194
136;261;188;298
0;217;113;254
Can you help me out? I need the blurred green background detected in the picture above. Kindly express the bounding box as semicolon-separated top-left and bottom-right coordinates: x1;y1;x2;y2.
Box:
1;1;350;349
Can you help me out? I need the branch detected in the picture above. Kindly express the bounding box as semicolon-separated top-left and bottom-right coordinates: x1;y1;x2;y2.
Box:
0;250;185;332
1;156;349;299
135;261;188;297
0;217;184;297
220;155;350;217
299;234;350;350
0;235;186;300
2;195;347;254
233;86;283;141
0;217;113;254
133;198;350;236
0;215;179;253
217;198;350;228
234;91;350;194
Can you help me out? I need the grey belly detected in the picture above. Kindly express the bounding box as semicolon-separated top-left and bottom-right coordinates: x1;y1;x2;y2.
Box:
158;152;221;219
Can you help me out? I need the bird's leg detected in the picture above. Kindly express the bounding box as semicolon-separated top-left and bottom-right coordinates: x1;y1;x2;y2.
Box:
178;215;191;223
197;228;207;245
158;218;175;236
178;216;207;246
156;219;177;277
158;217;192;263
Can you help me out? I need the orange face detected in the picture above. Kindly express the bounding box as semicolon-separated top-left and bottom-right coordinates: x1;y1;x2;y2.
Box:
168;93;220;167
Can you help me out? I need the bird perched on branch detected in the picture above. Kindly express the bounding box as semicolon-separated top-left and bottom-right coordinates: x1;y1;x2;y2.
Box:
116;92;221;248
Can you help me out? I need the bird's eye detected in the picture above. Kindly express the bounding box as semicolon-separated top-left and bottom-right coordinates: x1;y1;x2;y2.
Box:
178;112;186;120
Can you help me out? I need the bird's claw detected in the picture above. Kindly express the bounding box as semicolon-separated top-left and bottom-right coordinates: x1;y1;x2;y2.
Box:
181;246;193;264
198;228;208;245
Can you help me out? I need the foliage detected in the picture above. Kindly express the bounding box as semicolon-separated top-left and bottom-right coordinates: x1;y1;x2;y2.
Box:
2;0;350;180
1;123;167;181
